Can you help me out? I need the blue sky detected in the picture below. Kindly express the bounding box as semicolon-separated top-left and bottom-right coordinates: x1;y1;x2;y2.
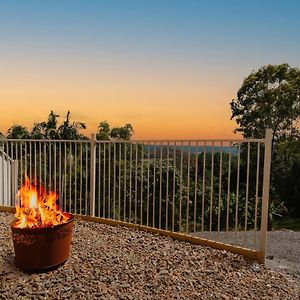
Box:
0;0;299;138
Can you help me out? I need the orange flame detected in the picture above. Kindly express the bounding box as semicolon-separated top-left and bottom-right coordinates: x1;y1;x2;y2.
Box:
14;176;69;229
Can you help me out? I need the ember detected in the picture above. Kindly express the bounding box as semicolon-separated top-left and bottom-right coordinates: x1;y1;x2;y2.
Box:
14;176;70;229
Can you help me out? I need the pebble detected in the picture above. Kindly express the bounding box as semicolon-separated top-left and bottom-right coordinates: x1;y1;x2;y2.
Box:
0;212;299;299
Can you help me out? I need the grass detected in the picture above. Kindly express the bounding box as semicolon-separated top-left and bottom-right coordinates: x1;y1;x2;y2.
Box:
273;217;300;231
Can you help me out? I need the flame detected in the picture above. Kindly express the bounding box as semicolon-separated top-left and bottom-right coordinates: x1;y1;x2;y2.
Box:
14;176;69;229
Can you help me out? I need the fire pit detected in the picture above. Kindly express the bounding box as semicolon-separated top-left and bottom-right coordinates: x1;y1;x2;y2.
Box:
10;177;74;272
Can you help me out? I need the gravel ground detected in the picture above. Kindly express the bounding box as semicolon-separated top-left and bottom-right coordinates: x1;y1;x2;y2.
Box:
0;212;299;300
192;230;300;279
265;231;300;276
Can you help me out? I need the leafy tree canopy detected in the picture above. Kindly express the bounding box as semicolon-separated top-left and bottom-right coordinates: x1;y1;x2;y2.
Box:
7;125;30;139
111;123;133;140
58;111;87;140
5;111;87;140
96;122;133;140
230;64;300;140
96;121;110;140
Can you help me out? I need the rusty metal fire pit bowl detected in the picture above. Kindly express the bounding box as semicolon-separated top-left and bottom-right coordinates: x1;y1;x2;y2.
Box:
10;213;74;272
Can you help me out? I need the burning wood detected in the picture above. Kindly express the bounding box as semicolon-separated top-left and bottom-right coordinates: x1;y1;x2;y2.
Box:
13;176;70;229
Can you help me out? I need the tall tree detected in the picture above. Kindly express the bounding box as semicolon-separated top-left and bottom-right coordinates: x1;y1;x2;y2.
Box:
31;111;60;139
230;64;300;140
58;111;87;140
230;64;300;219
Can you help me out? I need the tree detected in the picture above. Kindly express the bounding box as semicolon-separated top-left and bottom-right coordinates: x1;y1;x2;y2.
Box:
230;64;300;140
31;111;60;139
111;123;133;140
272;139;300;217
230;64;300;220
5;111;87;140
96;121;134;140
58;111;87;140
96;121;110;140
7;125;30;139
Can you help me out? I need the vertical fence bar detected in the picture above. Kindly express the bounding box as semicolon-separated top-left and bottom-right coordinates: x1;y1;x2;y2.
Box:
254;142;260;249
14;142;19;204
98;143;101;217
69;142;72;213
39;142;42;198
244;142;251;246
74;143;77;214
54;143;56;193
49;142;51;189
20;142;23;185
146;142;150;226
29;142;32;180
7;142;10;203
103;143;106;218
1;142;4;205
201;142;206;232
64;143;67;212
34;142;37;183
217;142;223;237
235;144;241;233
179;142;183;231
123;143;127;222
89;134;96;217
152;143;156;228
119;143;121;221
134;143;138;224
6;142;10;205
11;160;18;207
58;142;61;209
16;142;20;188
259;129;272;264
108;142;111;218
43;143;46;189
25;142;27;178
113;142;116;219
226;149;232;238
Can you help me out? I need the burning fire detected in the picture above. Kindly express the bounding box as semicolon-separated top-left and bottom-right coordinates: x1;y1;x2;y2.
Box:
14;177;69;229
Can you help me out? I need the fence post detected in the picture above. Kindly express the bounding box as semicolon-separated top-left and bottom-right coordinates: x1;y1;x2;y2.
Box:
259;128;272;264
90;133;96;217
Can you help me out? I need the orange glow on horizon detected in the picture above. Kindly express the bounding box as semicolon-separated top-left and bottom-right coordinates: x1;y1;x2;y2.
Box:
0;62;241;140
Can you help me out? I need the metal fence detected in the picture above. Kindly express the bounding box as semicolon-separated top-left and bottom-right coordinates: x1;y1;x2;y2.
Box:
0;129;272;262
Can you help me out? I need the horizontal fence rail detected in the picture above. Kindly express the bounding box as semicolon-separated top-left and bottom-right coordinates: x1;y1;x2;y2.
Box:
0;130;272;263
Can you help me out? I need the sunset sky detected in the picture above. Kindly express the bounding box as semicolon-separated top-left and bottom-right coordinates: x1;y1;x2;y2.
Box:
1;0;300;139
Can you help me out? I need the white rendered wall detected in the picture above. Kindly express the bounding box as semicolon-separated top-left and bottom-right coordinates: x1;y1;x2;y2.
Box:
0;154;11;206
